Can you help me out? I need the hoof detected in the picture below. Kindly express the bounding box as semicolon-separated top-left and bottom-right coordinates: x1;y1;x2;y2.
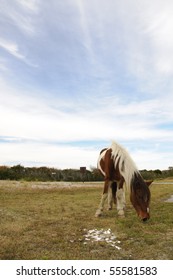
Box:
118;210;125;217
95;209;102;217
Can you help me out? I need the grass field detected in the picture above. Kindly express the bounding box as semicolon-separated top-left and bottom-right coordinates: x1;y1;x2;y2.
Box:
0;180;173;260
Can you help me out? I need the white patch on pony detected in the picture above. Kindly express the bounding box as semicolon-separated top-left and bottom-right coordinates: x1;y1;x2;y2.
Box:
147;207;150;213
97;148;108;176
108;184;113;210
110;141;139;191
95;193;108;217
116;187;126;216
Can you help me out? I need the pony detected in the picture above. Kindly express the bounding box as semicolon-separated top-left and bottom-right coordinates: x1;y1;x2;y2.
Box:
95;141;152;222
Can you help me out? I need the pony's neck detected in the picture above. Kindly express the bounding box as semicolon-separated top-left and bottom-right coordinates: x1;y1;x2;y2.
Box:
111;141;139;190
132;172;147;189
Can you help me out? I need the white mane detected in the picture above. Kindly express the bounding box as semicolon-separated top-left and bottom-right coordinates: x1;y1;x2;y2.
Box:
110;141;139;190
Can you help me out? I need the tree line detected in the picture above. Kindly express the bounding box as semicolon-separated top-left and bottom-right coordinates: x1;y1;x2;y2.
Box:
0;164;173;182
0;165;101;182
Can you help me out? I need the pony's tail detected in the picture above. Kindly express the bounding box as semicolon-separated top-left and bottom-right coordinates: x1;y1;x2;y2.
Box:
111;182;117;204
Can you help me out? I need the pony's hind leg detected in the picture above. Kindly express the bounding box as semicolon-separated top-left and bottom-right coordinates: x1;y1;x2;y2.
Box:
108;181;117;210
107;184;113;210
95;180;111;217
116;183;126;217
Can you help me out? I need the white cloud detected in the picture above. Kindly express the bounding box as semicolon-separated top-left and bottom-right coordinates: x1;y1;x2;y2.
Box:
0;38;25;60
0;38;38;67
132;148;173;171
0;80;173;145
103;0;173;92
0;135;172;170
0;141;98;169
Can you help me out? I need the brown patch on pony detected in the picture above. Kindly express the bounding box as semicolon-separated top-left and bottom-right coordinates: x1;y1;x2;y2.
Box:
130;173;151;221
111;182;117;204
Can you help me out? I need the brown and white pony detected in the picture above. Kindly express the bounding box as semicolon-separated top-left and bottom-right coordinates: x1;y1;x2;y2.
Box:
95;141;152;222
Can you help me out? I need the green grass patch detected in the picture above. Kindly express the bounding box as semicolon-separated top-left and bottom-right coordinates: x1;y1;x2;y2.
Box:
0;180;173;259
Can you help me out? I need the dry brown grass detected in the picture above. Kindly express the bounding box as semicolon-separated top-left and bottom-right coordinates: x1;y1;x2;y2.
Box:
0;180;173;260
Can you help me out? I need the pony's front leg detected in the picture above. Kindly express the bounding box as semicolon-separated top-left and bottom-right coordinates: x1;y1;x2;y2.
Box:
116;183;126;217
95;180;111;217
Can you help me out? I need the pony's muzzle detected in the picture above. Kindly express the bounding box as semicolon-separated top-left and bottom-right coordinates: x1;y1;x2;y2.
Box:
142;217;149;222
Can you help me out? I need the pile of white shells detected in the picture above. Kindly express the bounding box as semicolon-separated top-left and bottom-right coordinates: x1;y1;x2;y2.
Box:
83;228;121;250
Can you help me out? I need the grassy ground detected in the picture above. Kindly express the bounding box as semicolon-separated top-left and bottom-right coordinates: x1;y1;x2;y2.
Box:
0;180;173;260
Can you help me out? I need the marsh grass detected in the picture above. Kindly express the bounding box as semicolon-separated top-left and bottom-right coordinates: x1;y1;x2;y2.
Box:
0;180;172;260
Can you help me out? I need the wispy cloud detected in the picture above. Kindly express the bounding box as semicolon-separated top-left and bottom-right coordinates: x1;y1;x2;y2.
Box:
0;37;38;67
0;0;40;35
16;0;40;12
0;38;25;60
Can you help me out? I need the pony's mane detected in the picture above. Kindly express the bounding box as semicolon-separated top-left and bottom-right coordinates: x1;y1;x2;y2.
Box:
110;141;139;190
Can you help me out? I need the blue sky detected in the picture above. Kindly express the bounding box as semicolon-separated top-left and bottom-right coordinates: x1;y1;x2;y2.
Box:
1;0;173;170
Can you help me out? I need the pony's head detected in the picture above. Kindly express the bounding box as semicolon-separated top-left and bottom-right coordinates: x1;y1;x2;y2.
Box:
130;174;152;222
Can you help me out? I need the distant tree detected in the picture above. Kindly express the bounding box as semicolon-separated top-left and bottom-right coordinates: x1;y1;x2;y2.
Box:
10;164;25;180
0;166;9;180
90;167;103;181
154;169;162;175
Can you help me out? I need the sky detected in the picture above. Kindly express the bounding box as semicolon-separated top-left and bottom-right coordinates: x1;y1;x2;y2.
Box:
1;0;173;171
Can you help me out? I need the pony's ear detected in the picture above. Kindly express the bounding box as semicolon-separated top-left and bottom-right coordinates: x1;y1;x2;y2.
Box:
145;180;153;187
